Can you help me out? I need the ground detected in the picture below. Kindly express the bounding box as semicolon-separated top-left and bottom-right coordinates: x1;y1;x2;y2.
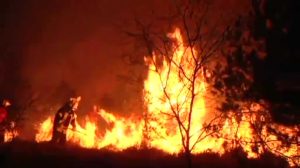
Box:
0;139;288;168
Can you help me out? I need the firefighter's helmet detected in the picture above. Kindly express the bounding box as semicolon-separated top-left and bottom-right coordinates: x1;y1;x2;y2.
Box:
69;96;81;110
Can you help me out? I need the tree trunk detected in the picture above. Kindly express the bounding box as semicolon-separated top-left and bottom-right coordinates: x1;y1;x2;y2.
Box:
185;149;192;168
185;137;192;168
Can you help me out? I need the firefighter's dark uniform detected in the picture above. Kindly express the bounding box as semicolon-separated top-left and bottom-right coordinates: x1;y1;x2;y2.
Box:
51;103;76;144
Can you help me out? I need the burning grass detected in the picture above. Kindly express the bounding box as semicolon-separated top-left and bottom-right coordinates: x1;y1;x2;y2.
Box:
34;28;300;167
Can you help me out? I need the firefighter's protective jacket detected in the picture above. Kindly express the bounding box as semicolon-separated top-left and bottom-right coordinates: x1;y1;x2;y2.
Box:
53;103;76;134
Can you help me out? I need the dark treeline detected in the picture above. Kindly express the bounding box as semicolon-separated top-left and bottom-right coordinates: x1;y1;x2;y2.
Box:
251;0;300;124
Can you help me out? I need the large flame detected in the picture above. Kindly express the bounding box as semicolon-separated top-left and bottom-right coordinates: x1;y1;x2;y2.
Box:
143;28;219;154
35;28;299;166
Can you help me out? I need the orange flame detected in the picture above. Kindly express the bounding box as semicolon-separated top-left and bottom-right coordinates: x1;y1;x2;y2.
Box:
4;129;18;143
36;116;96;148
143;28;212;154
35;110;144;151
35;28;299;167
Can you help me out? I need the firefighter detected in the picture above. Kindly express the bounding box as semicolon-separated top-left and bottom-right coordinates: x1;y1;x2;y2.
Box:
0;99;11;142
51;96;81;144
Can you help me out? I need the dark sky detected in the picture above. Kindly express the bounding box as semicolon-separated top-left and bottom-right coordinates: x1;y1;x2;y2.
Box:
0;0;250;123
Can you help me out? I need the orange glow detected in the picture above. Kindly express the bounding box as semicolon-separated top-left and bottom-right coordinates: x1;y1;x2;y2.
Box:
4;129;18;143
35;28;299;167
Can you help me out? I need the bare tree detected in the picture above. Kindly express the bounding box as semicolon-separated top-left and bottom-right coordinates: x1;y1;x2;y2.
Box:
124;1;231;167
125;0;300;167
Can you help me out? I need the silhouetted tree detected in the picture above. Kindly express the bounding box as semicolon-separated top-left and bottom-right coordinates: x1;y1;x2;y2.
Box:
126;1;230;167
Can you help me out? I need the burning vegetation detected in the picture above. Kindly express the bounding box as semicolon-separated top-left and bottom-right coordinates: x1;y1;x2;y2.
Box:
1;0;300;168
34;28;299;167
